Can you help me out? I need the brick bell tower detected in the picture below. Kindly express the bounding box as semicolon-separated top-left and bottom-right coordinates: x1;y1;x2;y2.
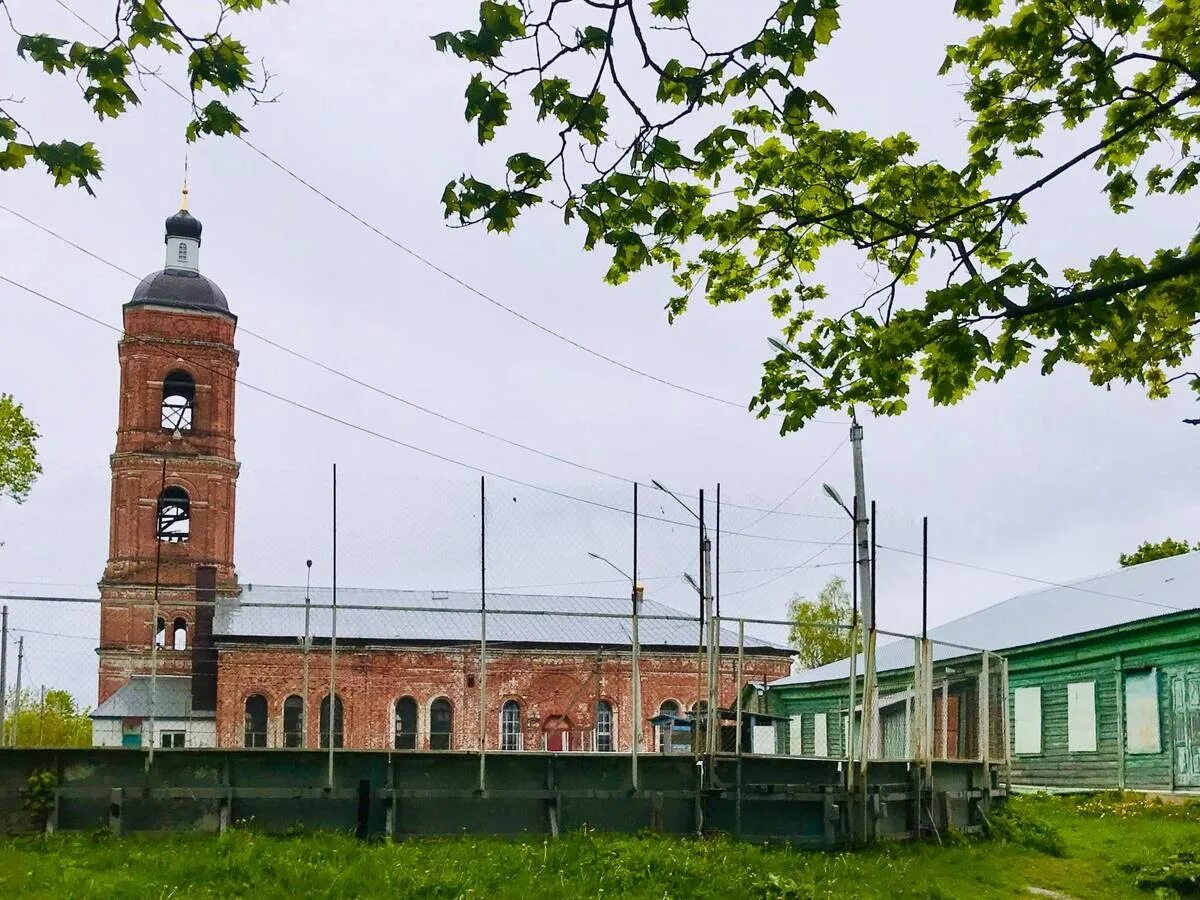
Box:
97;188;239;706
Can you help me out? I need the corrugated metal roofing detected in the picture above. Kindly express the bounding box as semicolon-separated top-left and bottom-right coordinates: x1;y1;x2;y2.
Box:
91;676;212;719
214;585;789;654
773;550;1200;687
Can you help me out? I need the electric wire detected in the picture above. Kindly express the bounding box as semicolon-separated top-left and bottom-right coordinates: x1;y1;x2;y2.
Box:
48;0;846;427
876;544;1187;612
0;201;843;523
0;271;845;548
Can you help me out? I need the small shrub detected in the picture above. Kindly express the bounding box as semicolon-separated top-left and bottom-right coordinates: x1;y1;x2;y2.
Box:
21;769;57;829
988;803;1066;857
1123;849;1200;894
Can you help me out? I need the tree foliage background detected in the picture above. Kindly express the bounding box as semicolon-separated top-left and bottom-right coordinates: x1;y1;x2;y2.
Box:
1119;536;1198;567
1;0;281;194
4;1;1198;428
0;394;42;504
2;688;91;747
432;0;1200;430
787;575;854;669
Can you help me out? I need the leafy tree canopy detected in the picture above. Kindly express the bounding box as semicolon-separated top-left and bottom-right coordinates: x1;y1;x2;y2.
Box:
7;3;1198;430
1;0;282;194
431;0;1200;431
787;575;854;669
0;393;42;503
1119;536;1198;567
3;688;92;747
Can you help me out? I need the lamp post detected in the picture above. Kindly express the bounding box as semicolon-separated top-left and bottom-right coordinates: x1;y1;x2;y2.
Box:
822;483;861;789
651;480;717;763
586;551;644;782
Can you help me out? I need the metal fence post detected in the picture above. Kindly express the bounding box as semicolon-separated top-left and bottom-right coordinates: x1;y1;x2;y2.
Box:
328;463;338;789
478;475;487;793
978;652;990;766
631;585;642;791
735;619;744;836
148;458;167;765
303;560;311;749
0;605;7;746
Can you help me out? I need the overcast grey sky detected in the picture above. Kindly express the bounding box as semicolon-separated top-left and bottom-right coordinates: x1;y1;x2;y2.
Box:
1;2;1196;705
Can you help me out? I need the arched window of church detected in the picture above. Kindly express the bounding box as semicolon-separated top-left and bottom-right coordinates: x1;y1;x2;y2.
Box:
394;696;417;750
155;616;166;648
161;370;195;432
500;699;522;751
176;242;188;264
430;698;453;751
320;694;344;748
283;695;305;748
157;487;190;543
595;700;614;752
172;617;188;650
244;694;268;748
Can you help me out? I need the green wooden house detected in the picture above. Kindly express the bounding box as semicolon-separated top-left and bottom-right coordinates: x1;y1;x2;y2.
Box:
765;551;1200;792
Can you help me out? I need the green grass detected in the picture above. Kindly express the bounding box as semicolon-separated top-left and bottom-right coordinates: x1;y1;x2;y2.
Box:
1;793;1198;898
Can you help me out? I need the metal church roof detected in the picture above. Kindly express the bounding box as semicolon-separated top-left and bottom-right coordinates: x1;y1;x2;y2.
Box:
129;268;231;315
214;585;791;655
91;676;212;719
773;550;1200;687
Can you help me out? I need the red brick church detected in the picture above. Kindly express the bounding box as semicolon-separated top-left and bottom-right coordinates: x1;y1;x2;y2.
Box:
91;197;792;752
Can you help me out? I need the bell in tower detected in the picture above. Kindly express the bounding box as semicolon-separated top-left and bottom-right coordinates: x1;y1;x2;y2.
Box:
92;191;240;749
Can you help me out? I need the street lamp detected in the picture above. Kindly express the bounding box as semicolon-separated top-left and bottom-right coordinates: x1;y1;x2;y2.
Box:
586;551;631;583
650;479;701;523
767;337;796;358
821;482;853;519
682;573;701;595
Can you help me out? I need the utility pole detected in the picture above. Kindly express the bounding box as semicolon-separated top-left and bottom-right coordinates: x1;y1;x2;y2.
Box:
12;635;23;747
850;420;873;626
0;605;8;746
850;419;877;794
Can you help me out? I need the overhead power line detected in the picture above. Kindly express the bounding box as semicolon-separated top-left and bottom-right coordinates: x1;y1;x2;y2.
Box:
876;544;1186;612
0;201;844;524
49;0;845;426
0;271;845;549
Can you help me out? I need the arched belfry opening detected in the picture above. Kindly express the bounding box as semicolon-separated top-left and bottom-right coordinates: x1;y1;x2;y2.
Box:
161;370;195;432
156;486;191;543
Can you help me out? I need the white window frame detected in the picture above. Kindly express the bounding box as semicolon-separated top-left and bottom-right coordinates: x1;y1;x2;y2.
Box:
500;700;523;751
1013;686;1042;755
1124;668;1162;755
1067;681;1097;752
594;700;614;752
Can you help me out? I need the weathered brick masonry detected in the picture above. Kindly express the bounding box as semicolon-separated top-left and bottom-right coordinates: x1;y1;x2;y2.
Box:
94;203;795;752
215;645;791;750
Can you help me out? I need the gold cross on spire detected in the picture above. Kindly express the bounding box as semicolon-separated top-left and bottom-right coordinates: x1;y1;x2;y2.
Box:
181;155;189;211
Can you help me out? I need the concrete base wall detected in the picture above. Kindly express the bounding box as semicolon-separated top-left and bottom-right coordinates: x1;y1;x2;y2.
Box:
0;749;1002;844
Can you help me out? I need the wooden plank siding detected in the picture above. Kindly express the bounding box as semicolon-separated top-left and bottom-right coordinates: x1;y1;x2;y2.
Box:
768;610;1200;791
1008;661;1120;788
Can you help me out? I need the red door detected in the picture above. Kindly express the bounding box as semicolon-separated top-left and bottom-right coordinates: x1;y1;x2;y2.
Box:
544;716;569;751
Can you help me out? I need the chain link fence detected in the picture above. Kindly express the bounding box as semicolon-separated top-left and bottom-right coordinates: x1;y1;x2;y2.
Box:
0;470;1008;782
